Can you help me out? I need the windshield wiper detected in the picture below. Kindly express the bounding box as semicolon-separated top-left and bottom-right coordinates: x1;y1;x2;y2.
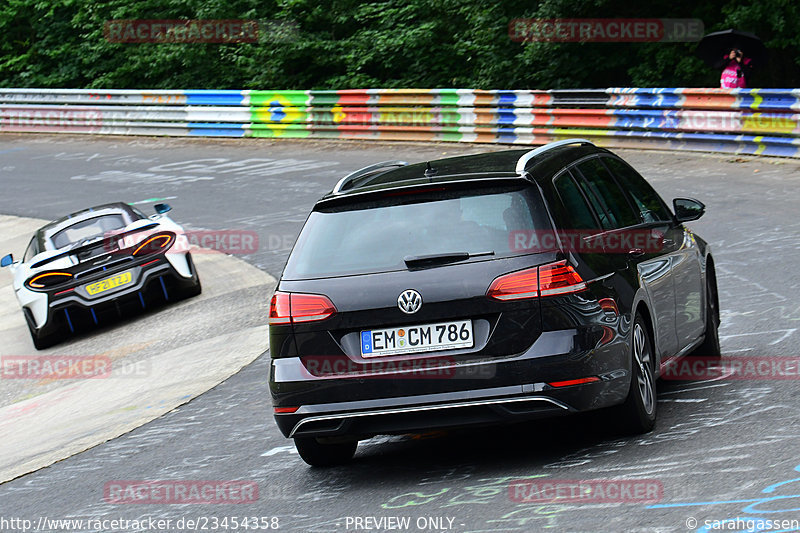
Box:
403;250;494;268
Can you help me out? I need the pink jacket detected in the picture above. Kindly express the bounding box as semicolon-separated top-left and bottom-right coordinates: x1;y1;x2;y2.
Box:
720;57;751;89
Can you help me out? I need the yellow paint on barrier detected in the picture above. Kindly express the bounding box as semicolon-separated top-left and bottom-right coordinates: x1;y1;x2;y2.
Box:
741;114;798;135
751;89;763;110
753;136;766;155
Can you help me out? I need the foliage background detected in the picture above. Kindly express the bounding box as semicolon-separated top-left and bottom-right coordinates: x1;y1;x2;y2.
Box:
1;0;798;89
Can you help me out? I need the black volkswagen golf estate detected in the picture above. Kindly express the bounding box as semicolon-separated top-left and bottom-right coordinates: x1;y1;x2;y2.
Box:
269;139;720;466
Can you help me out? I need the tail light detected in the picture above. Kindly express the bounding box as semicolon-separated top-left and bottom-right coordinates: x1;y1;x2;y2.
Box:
132;233;174;256
269;291;337;325
26;271;73;289
547;376;600;388
487;260;586;300
538;261;587;296
486;267;539;300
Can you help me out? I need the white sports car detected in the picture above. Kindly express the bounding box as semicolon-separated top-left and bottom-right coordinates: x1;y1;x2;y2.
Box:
1;202;201;349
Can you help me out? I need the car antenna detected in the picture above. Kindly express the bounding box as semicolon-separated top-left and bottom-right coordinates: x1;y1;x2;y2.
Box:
424;162;437;179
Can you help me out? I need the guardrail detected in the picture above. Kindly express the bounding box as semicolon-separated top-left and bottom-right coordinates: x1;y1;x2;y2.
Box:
2;87;800;157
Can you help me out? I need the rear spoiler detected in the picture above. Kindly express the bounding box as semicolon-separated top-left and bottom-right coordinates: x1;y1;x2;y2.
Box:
31;222;159;268
315;174;529;209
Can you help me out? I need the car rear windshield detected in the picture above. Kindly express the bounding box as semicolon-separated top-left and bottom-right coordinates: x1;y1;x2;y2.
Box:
283;185;553;279
51;214;127;249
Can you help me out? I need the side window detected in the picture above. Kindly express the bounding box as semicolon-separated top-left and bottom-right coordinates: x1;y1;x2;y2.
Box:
574;158;639;229
23;237;38;262
553;171;600;230
602;157;671;223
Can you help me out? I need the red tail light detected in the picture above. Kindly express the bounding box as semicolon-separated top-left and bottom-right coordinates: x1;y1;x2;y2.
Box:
269;291;337;325
487;261;586;300
486;267;539;300
548;376;600;388
538;261;587;296
269;292;292;325
274;406;299;413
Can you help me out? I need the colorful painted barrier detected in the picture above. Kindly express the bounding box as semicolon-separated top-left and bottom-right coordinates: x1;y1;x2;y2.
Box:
1;87;800;157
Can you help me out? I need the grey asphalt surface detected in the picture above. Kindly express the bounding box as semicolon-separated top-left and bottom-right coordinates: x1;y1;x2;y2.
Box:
1;134;800;533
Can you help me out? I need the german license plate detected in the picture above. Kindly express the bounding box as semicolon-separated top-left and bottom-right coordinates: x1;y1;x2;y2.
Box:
85;271;133;296
361;320;473;358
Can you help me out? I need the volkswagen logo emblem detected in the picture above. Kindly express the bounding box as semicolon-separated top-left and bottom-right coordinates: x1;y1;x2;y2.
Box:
397;289;422;314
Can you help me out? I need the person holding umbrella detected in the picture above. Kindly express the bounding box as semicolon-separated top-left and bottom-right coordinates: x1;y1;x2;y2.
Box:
720;47;752;88
696;29;767;89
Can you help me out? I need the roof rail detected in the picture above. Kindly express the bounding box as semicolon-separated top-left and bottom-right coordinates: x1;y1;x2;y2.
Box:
514;138;594;174
332;160;409;195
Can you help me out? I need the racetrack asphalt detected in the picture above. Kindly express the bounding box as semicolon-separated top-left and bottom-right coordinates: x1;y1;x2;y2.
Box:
0;134;799;532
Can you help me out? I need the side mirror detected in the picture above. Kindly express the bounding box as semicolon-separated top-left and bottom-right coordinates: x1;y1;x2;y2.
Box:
1;254;13;267
154;203;172;215
673;198;705;223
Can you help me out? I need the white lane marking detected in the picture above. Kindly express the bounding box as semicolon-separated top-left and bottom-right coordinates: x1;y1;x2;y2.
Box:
261;445;297;457
719;328;796;345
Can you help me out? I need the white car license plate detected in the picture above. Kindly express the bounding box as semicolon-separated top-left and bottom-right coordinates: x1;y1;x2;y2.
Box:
361;320;473;358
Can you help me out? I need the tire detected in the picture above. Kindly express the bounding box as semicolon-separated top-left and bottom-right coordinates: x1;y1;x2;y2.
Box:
294;437;357;467
689;274;721;359
24;310;62;350
616;314;657;434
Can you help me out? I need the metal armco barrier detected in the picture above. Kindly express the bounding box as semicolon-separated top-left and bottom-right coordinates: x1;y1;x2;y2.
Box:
2;87;800;157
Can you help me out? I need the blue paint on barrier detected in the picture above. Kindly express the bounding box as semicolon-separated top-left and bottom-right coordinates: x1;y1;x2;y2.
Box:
268;101;286;122
496;109;517;125
496;128;518;143
185;90;245;106
495;91;518;107
187;123;246;137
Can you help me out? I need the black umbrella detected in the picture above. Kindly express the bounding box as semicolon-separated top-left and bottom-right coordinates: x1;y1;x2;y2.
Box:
696;29;767;69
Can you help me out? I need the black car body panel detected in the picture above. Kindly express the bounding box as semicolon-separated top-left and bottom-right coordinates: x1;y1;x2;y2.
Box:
268;140;717;453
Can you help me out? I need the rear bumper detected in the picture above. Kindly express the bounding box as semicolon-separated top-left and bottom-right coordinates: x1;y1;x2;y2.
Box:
32;255;199;336
270;329;631;439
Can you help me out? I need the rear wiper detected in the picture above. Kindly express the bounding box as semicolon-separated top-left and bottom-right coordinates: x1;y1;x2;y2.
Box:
403;250;494;268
